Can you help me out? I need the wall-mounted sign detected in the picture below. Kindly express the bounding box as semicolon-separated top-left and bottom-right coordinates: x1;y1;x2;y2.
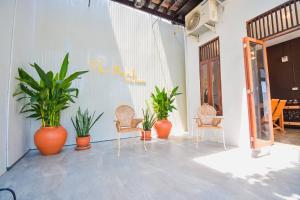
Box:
281;56;288;63
292;87;299;91
89;59;146;84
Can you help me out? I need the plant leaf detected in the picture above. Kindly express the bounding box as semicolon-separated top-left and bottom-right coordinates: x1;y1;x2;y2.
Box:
62;71;88;87
17;68;41;91
59;53;69;80
31;63;52;88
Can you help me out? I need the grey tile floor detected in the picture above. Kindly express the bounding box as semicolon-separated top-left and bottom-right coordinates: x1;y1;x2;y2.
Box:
0;137;300;200
275;128;300;146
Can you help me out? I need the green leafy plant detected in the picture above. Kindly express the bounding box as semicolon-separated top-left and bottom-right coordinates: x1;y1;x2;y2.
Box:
71;108;104;137
151;86;181;120
14;53;88;127
142;108;156;131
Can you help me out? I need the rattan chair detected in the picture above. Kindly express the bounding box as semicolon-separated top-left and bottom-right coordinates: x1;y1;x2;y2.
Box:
114;105;145;156
193;104;226;150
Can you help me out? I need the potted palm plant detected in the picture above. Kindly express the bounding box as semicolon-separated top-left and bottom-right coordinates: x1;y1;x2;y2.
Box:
14;53;88;155
151;86;181;139
71;108;104;150
141;108;156;141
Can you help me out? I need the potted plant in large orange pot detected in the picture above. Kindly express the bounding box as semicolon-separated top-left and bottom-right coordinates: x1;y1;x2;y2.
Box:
151;86;181;139
71;108;104;150
14;53;88;155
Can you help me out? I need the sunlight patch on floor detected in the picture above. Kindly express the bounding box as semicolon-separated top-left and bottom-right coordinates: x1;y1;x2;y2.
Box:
193;143;300;184
273;192;300;200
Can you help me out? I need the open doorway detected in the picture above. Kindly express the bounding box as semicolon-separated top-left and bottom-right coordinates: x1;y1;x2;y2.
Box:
244;0;300;149
266;32;300;146
243;33;300;149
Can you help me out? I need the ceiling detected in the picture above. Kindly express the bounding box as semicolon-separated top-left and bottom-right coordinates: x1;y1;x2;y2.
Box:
110;0;203;25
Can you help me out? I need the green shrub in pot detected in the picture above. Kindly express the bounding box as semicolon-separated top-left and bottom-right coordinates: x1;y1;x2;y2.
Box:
151;86;181;139
13;53;88;155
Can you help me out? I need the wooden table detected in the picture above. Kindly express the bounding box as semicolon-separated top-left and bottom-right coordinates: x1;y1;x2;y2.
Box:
283;105;300;127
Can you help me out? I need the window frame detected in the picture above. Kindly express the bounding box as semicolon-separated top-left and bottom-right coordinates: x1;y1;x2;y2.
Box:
199;37;223;115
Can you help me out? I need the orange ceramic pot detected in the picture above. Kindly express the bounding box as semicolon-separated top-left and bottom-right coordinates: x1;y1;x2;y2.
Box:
154;119;172;139
34;126;67;156
76;135;91;147
141;131;152;141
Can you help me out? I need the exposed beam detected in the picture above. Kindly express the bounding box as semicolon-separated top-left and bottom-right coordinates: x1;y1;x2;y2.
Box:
167;0;177;11
155;0;165;10
175;0;202;17
174;0;190;16
111;0;185;25
144;0;150;8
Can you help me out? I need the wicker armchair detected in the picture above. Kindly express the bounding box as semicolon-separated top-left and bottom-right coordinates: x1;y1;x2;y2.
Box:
114;105;145;156
193;104;226;150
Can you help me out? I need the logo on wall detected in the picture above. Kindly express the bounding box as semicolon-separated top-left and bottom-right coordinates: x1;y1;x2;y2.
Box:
89;59;146;84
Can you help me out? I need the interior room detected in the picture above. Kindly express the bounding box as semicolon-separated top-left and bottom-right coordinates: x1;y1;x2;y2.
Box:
0;0;300;199
266;31;300;146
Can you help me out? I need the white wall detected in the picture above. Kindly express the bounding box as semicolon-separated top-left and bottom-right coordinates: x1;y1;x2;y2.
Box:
0;0;15;176
7;0;36;167
185;0;290;147
0;0;186;169
0;0;36;171
29;0;187;147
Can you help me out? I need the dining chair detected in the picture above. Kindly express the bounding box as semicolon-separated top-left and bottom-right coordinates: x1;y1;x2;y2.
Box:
271;99;280;114
273;100;287;132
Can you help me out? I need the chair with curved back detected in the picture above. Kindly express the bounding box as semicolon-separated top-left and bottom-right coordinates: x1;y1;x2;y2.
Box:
114;105;145;156
193;103;226;150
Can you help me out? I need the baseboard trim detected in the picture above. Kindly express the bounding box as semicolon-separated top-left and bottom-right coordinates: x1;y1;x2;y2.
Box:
6;149;30;171
29;136;139;150
0;167;6;176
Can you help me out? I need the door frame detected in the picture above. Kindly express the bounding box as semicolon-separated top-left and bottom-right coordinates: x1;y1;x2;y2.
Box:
243;37;274;149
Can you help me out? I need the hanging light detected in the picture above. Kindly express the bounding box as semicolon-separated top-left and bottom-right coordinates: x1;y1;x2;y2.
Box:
134;0;146;8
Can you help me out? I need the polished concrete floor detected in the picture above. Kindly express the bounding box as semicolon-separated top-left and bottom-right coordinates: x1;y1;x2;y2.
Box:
275;128;300;146
0;137;300;200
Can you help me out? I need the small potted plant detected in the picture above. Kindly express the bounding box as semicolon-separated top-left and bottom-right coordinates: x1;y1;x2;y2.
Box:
71;108;104;150
151;86;181;139
141;108;156;141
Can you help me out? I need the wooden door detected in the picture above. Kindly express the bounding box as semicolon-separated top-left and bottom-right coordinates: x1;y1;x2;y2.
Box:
243;37;274;149
199;37;223;115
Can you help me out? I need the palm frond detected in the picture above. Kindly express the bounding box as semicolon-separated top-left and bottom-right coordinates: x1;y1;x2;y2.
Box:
14;53;88;127
151;86;181;120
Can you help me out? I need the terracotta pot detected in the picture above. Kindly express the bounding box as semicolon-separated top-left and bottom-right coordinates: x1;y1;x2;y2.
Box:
141;130;152;141
154;119;172;139
76;135;91;147
34;126;67;156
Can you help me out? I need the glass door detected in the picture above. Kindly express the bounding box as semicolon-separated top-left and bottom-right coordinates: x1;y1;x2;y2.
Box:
243;37;274;149
199;58;223;115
